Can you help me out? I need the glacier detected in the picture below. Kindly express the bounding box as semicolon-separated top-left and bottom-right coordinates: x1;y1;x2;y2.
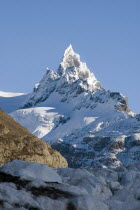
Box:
0;160;140;210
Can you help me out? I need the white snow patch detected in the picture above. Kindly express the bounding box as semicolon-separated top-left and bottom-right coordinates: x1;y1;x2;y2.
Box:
72;144;77;148
83;117;97;125
0;160;62;183
0;91;26;97
10;107;62;138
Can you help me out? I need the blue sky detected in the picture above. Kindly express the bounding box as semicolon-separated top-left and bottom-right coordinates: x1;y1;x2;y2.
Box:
0;0;139;113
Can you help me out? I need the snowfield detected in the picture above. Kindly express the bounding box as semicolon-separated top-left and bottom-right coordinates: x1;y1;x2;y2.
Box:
0;91;28;113
10;107;62;138
0;91;26;98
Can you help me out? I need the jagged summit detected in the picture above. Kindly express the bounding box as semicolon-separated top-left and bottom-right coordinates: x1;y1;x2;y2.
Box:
21;46;102;108
57;45;100;86
58;44;81;71
58;45;92;78
64;44;74;56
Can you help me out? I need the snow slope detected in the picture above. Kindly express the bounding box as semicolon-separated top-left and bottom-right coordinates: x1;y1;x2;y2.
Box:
0;91;28;113
9;45;140;168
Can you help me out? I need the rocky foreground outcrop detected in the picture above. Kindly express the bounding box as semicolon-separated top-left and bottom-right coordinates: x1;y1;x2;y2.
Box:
0;160;140;210
0;109;67;168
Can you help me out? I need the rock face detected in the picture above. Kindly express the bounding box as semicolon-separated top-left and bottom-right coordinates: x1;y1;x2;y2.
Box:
0;109;67;168
0;160;140;210
3;45;140;168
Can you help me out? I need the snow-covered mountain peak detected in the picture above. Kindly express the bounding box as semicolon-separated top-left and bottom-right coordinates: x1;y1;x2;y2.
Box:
64;44;74;56
57;45;101;90
59;44;80;70
6;46;140;169
20;46;102;108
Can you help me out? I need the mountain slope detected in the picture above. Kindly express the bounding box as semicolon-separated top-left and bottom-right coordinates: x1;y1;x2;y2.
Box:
9;45;140;168
0;91;28;113
0;109;67;168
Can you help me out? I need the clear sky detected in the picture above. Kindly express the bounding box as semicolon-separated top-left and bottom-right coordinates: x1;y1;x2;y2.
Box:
0;0;139;113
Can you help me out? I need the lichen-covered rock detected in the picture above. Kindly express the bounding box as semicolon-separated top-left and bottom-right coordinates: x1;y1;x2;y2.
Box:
0;109;68;168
